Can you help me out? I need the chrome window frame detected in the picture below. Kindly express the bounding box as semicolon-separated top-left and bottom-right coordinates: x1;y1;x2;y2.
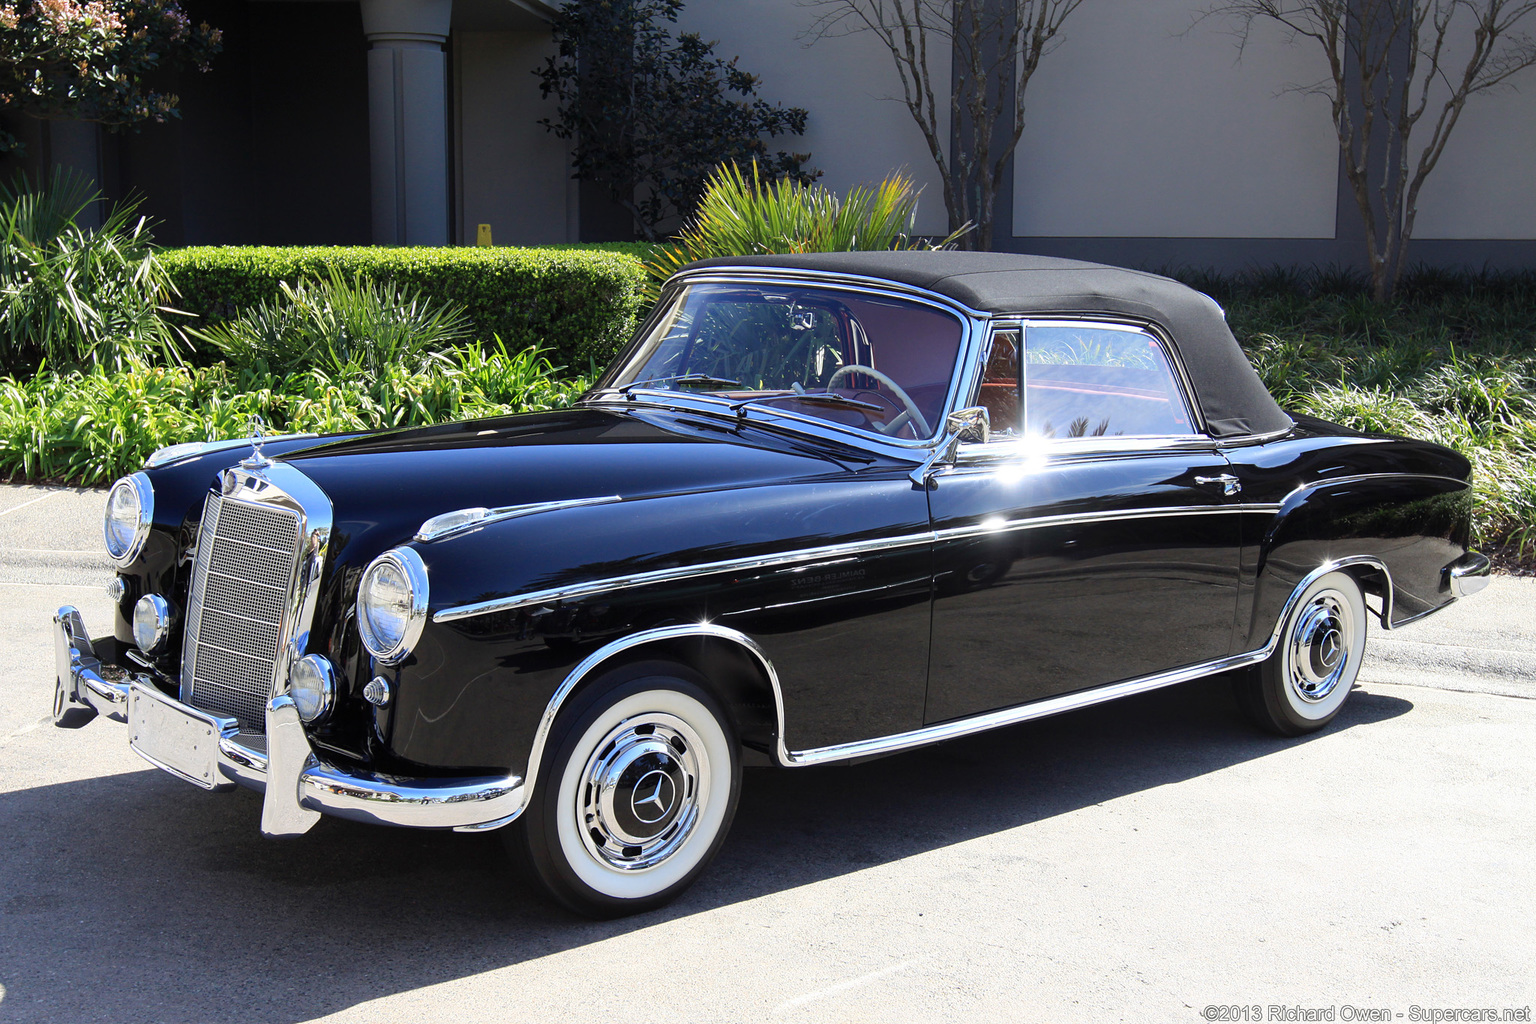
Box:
956;316;1212;463
584;268;987;458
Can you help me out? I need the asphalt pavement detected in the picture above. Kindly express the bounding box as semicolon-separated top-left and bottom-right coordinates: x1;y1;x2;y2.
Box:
1;484;1532;1023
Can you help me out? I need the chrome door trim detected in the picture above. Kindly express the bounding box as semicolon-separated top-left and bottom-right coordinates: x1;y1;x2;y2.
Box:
930;502;1283;544
432;503;1281;624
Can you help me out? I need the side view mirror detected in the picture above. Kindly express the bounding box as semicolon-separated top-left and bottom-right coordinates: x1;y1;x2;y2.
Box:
946;406;991;446
909;406;992;486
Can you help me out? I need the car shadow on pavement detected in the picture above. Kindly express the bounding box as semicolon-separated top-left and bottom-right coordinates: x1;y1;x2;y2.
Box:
0;678;1411;1023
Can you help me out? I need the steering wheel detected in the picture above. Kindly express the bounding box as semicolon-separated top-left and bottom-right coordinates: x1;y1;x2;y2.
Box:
825;365;933;438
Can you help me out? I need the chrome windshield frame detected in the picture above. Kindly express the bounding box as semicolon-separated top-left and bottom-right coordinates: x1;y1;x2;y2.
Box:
583;268;989;458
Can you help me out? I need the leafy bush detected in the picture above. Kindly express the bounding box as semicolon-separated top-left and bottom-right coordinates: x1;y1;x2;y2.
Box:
644;163;964;299
0;346;589;485
193;271;471;376
0;170;183;373
160;244;650;371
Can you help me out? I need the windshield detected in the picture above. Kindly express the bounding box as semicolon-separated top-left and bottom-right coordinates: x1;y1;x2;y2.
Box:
597;283;965;440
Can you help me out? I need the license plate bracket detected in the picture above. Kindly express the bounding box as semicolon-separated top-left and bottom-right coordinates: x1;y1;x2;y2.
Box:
128;682;236;791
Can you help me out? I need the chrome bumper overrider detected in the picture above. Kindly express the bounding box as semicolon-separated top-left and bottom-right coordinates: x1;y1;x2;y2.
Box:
1445;551;1492;599
53;606;525;836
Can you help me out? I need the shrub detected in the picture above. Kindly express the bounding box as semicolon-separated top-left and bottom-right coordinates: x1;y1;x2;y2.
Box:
643;163;964;300
160;245;650;372
0;170;183;374
193;271;472;376
0;346;589;485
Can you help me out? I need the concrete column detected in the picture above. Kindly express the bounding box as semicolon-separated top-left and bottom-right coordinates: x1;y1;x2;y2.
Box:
361;0;452;245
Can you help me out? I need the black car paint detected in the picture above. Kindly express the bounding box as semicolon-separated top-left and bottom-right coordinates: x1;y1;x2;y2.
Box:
118;387;1472;786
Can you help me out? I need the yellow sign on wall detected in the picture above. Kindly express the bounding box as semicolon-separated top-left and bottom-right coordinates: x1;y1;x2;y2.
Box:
476;224;493;246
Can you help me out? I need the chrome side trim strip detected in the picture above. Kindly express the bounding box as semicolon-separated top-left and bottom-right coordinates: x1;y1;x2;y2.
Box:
432;533;936;623
931;502;1283;544
433;503;1282;623
784;647;1274;766
458;555;1413;822
415;495;622;543
1277;472;1471;509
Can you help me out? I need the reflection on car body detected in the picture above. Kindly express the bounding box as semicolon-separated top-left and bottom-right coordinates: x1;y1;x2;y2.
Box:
53;251;1490;917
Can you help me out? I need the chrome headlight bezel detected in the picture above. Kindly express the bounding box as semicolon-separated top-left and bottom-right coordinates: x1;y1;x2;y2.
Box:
103;473;154;566
355;547;429;665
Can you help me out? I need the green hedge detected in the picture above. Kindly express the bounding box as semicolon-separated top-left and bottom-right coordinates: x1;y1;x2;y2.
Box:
160;245;652;373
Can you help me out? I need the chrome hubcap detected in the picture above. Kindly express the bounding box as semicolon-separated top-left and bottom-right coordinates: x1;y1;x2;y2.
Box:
1289;592;1354;703
577;713;706;872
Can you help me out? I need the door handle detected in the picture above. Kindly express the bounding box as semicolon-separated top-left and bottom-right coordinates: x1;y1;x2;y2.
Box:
1195;474;1242;497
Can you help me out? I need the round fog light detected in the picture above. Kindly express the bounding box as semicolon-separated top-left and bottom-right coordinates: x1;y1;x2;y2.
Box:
132;594;174;654
289;654;337;724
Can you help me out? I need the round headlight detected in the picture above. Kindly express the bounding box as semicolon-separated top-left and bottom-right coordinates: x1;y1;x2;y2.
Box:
103;473;153;565
132;594;174;654
356;547;429;664
289;654;337;724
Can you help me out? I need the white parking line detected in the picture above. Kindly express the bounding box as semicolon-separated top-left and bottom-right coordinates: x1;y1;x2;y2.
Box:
773;959;922;1014
0;491;58;517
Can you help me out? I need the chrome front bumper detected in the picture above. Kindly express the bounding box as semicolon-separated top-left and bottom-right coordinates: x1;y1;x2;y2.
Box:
53;606;525;836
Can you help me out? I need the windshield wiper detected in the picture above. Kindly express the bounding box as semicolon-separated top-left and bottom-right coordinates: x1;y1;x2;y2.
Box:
617;373;743;395
732;392;885;416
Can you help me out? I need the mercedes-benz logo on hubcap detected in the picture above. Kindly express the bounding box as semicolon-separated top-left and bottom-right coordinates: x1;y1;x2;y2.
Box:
630;769;677;824
1318;627;1343;668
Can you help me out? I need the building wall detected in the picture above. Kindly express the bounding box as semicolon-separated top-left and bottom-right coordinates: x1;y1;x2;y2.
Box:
1410;16;1536;241
453;30;575;246
1012;0;1339;240
676;0;951;236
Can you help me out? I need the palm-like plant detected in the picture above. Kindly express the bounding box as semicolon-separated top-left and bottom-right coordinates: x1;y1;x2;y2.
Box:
193;269;472;376
0;169;183;373
642;162;967;300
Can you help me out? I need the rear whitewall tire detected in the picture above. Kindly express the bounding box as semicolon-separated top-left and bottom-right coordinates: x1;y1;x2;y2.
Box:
1237;570;1368;737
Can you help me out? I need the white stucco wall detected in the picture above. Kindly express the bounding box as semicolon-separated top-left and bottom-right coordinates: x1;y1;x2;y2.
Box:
1409;18;1536;241
454;31;575;245
676;0;951;236
1013;0;1340;239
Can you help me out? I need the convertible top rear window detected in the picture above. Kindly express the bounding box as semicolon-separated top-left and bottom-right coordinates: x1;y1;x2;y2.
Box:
604;283;964;440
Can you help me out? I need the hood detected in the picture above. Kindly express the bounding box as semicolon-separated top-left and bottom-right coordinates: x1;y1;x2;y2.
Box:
277;405;875;571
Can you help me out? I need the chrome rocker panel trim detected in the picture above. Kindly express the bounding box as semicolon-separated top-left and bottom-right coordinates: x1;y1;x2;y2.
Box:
54;606;525;832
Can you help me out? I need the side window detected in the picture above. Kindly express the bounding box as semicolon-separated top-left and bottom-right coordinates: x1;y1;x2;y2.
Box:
1023;326;1194;440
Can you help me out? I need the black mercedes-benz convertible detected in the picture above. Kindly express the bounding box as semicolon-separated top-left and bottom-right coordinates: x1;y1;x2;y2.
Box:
54;251;1489;916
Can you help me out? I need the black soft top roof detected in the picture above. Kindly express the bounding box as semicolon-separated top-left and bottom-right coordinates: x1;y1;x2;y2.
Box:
684;251;1292;438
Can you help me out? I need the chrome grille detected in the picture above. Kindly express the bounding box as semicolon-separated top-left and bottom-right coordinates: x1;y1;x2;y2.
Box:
181;491;303;730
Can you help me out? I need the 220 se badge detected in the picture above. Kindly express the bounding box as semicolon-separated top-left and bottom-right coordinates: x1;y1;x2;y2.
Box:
52;252;1489;916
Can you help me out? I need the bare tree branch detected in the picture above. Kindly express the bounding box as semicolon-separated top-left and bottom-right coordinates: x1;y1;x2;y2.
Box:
801;0;1084;249
1205;0;1536;301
